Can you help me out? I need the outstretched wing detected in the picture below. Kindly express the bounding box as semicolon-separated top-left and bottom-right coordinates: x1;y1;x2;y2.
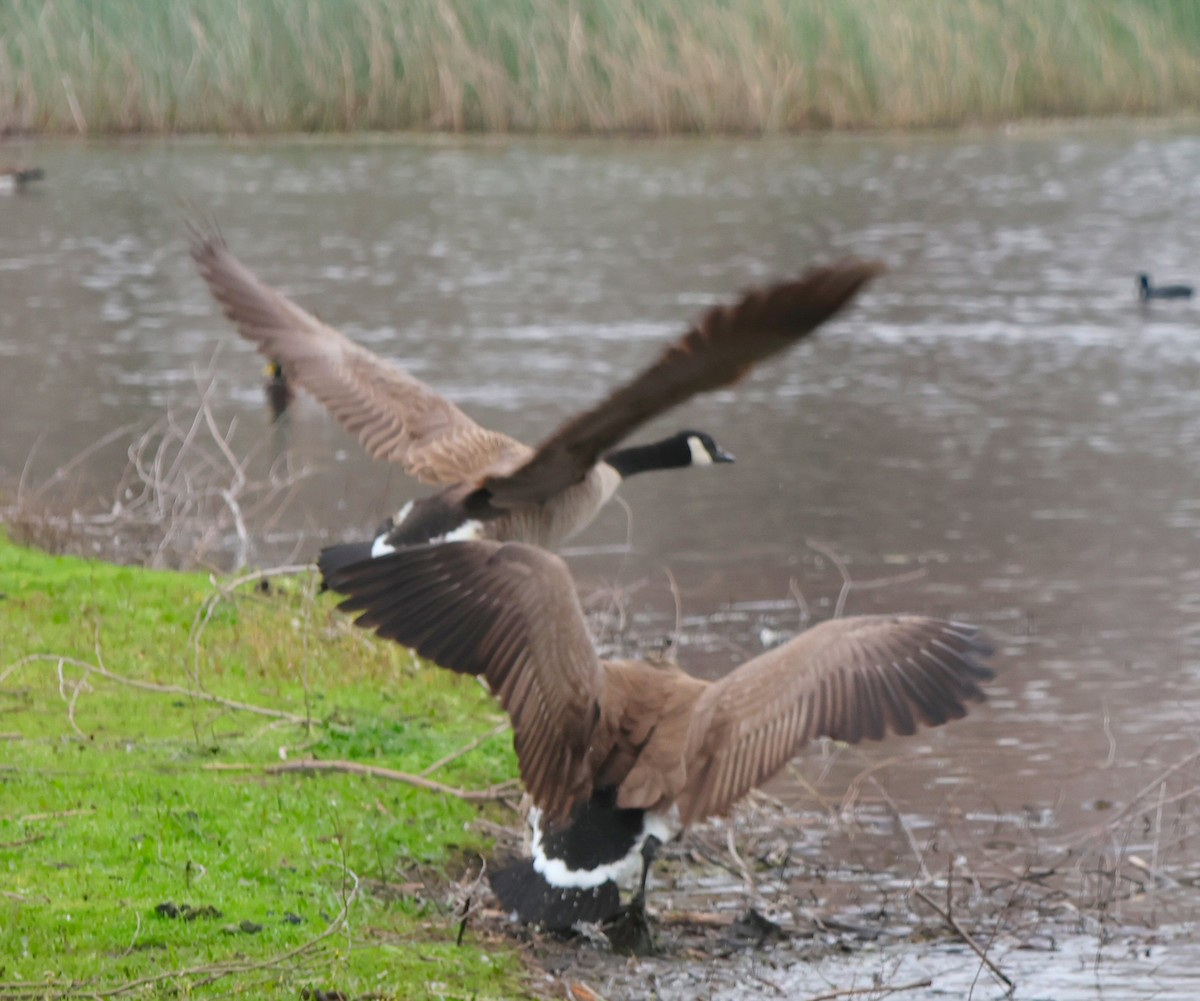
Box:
677;616;993;825
190;227;529;484
483;259;884;507
325;540;604;822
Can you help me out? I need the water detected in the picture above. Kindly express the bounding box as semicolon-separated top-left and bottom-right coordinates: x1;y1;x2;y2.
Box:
4;129;1200;996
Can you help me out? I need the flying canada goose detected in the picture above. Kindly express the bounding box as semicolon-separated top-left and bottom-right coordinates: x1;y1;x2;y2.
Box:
1138;273;1194;301
0;166;44;193
189;228;881;579
326;540;994;939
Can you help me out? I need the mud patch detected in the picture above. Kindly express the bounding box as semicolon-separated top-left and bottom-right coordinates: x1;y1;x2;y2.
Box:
454;787;1200;1000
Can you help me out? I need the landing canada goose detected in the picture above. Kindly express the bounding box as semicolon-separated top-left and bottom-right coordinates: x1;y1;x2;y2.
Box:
1138;273;1194;301
0;166;44;193
190;228;881;579
263;360;292;421
327;541;994;938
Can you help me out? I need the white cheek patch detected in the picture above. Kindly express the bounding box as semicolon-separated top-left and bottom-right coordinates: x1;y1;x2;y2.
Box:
392;500;415;526
687;435;714;466
372;500;415;555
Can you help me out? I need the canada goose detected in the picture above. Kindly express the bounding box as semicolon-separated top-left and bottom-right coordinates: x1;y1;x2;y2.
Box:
0;166;44;193
263;360;292;421
190;228;881;580
1138;273;1193;301
326;541;994;938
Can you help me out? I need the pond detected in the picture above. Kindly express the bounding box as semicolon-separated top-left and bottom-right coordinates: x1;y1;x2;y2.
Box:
3;128;1200;997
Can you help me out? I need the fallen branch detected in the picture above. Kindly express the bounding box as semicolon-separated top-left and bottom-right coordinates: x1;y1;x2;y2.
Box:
803;978;934;1001
207;758;521;804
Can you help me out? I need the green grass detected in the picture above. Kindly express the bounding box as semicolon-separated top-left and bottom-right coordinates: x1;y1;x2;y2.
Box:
0;534;527;999
2;0;1199;135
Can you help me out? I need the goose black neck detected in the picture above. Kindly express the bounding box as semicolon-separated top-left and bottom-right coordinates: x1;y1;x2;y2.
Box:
604;437;691;479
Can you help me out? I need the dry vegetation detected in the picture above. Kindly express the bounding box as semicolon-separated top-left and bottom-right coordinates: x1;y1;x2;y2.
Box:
4;376;314;572
2;0;1199;136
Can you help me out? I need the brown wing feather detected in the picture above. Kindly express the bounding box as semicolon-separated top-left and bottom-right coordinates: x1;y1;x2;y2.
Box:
324;540;603;821
483;259;884;507
189;227;529;484
677;616;993;825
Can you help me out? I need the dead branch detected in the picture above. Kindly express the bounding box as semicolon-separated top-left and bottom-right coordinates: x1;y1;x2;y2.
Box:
802;979;934;1001
206;758;521;805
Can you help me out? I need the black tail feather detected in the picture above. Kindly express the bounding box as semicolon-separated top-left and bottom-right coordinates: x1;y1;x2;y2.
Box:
490;858;621;929
317;541;376;589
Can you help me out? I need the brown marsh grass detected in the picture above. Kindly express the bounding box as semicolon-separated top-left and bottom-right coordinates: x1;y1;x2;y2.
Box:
2;0;1199;136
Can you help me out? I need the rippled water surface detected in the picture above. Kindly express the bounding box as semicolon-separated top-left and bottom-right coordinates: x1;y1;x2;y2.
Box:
4;130;1200;996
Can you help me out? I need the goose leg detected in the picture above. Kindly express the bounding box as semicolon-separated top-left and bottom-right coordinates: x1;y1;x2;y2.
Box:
603;835;661;957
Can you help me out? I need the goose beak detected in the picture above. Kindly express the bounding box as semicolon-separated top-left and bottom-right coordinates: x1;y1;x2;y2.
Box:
713;447;735;463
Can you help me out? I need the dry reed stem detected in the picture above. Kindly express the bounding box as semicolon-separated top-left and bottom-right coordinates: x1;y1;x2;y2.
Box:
8;2;1200;137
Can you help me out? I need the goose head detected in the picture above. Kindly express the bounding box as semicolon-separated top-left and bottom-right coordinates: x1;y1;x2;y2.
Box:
676;429;735;467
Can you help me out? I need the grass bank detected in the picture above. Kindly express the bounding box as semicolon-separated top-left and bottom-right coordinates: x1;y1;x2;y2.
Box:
0;534;527;999
2;0;1199;136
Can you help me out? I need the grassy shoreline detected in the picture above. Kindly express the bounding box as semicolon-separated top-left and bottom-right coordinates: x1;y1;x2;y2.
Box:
0;534;527;999
2;0;1198;137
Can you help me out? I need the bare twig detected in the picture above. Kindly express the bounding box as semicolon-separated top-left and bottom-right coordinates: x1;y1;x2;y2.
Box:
806;538;854;618
419;720;509;777
802;979;934;1001
867;775;932;883
912;889;1015;994
5;372;316;571
2;654;311;728
206;758;521;804
1060;745;1200;847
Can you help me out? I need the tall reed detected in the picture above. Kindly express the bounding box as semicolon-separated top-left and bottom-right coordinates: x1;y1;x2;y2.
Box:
2;0;1198;135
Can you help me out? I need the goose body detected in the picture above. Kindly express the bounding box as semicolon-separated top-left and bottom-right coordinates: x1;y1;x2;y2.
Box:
190;229;880;578
327;540;995;931
1139;273;1193;301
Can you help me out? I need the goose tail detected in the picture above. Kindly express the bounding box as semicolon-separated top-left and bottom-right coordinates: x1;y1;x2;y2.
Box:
489;857;621;929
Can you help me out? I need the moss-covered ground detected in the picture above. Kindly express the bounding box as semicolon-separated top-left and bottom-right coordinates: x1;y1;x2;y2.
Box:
0;534;528;999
